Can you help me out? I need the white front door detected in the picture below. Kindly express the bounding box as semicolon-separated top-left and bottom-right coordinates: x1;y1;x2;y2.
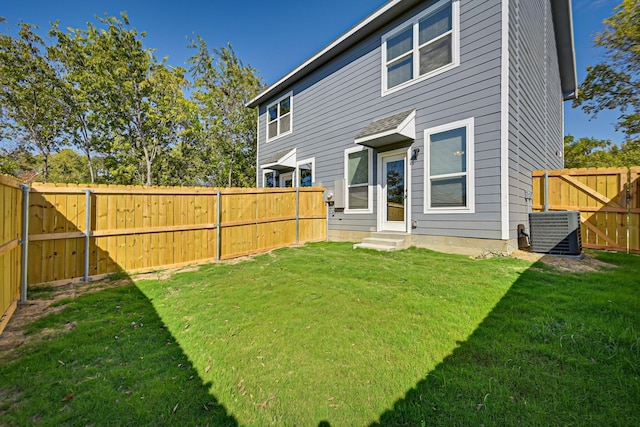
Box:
279;172;293;187
381;152;407;232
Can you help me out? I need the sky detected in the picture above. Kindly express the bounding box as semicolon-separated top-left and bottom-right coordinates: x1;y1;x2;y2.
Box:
1;0;626;145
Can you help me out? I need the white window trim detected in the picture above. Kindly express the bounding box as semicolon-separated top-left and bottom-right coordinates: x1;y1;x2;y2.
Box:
265;91;293;142
296;157;315;187
381;0;460;96
423;117;475;214
344;146;373;214
262;169;276;188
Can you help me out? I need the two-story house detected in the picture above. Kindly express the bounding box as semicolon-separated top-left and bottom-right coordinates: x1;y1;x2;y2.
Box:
247;0;576;255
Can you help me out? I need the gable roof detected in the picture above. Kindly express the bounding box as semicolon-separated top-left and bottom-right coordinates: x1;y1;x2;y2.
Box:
354;109;416;148
260;148;297;170
247;0;577;108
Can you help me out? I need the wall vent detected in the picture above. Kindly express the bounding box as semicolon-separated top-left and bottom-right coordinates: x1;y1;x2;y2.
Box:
529;211;582;256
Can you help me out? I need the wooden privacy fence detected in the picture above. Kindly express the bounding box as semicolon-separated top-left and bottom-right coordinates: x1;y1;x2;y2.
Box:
25;184;327;286
0;176;24;334
532;167;639;254
1;179;327;333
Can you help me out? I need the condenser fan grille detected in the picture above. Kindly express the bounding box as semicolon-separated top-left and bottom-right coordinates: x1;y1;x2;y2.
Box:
529;211;582;256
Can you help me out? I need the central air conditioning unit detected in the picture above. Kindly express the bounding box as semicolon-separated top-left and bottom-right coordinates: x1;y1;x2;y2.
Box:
529;211;582;256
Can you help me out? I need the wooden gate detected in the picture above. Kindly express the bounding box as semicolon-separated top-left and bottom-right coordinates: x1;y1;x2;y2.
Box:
532;167;639;254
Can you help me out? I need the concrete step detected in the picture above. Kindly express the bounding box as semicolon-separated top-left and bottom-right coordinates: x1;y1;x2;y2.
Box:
369;232;408;241
353;242;397;251
353;233;410;251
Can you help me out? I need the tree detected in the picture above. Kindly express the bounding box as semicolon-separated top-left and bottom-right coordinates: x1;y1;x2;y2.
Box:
48;148;91;183
69;14;194;186
619;139;640;166
189;39;264;187
563;135;615;168
574;0;640;140
0;143;38;179
0;22;65;182
48;21;106;183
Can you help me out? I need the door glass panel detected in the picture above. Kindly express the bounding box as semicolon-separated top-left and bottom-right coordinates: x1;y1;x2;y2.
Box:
386;159;405;222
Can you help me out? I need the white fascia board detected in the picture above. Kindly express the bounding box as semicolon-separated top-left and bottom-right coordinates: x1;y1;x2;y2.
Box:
247;0;414;108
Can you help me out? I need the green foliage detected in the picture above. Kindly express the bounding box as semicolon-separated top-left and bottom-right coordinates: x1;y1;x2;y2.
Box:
564;134;640;167
564;135;615;167
574;0;640;140
0;14;261;186
47;148;91;183
0;143;38;179
0;22;66;181
188;39;264;187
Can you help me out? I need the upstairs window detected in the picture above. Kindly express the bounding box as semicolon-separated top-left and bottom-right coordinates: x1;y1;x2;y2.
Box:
267;93;293;141
382;0;459;93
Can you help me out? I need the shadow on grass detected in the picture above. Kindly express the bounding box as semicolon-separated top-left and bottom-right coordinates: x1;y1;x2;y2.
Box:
371;252;640;426
0;282;238;426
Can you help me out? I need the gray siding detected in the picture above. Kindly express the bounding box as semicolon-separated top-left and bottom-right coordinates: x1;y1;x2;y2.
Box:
257;0;505;240
508;0;564;239
257;0;564;243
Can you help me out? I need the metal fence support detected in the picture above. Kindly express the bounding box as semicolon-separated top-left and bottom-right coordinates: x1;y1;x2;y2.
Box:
216;190;221;261
543;171;549;212
19;184;29;304
326;203;330;242
295;187;300;245
83;189;93;282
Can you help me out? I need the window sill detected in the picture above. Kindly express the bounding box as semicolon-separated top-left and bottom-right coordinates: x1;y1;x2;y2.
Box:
382;62;458;97
265;130;293;143
423;207;475;215
344;208;374;215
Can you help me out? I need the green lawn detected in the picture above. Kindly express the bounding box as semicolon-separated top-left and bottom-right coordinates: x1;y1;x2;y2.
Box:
0;243;638;426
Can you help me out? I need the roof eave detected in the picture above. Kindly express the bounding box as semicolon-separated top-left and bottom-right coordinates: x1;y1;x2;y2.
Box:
246;0;425;108
550;0;578;101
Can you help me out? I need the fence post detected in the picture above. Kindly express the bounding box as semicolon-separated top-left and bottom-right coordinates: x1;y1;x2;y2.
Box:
19;184;29;304
216;190;221;261
295;187;300;245
83;189;93;282
626;168;631;254
543;171;549;212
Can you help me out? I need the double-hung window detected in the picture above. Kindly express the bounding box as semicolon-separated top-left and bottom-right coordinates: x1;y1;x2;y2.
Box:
424;118;474;213
267;93;292;141
382;0;459;93
345;147;372;212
